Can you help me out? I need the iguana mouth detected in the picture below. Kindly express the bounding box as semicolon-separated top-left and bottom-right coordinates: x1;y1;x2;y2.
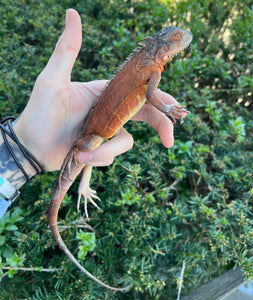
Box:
169;42;192;59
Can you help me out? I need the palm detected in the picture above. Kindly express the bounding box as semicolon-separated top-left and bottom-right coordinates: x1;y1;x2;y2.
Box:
43;80;106;168
15;80;106;171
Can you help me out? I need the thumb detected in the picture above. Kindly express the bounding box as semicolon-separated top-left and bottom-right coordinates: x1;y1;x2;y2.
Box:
40;9;82;81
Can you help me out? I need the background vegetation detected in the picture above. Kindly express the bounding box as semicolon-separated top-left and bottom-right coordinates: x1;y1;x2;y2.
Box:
0;0;252;299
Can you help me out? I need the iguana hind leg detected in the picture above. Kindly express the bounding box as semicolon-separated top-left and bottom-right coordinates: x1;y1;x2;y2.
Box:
77;165;101;221
75;134;104;220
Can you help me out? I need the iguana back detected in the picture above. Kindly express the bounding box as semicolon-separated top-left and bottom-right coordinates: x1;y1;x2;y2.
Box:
83;26;192;138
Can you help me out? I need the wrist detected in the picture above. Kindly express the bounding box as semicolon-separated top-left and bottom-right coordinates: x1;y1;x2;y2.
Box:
13;120;45;171
0;132;36;190
13;117;57;172
0;117;44;190
0;116;44;217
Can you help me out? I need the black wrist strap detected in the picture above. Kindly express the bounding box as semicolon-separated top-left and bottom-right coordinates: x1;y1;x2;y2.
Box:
0;116;44;181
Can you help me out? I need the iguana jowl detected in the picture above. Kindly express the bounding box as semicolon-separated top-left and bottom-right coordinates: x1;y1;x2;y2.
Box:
49;26;192;291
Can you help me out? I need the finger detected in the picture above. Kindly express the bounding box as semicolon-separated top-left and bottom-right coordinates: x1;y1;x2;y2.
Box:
156;90;178;104
77;128;134;166
132;91;189;148
133;104;174;148
39;9;82;81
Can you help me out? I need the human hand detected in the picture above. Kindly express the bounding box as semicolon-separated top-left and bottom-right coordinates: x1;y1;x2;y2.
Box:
14;9;186;172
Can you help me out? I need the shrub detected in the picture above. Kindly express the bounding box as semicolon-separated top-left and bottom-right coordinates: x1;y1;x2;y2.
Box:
0;0;252;299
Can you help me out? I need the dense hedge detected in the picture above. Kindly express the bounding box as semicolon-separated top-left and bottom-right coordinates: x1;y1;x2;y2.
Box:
0;0;252;299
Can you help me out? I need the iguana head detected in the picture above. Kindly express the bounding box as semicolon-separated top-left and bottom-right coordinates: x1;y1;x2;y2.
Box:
149;26;192;65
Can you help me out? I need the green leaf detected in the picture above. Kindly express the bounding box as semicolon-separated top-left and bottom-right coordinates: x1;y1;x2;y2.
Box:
6;252;25;267
10;207;23;223
5;224;18;231
0;236;6;246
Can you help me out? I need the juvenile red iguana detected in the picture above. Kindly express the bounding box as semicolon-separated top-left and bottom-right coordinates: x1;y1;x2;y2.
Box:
49;26;192;291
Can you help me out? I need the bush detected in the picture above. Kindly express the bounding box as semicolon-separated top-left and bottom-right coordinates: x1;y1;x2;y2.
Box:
0;0;252;299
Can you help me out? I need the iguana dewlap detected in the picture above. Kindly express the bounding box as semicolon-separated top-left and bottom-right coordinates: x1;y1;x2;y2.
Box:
49;26;192;291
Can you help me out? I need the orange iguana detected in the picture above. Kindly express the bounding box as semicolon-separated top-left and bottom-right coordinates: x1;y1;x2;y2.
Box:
49;26;192;291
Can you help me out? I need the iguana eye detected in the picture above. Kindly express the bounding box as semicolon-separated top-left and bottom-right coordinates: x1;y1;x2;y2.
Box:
173;33;182;40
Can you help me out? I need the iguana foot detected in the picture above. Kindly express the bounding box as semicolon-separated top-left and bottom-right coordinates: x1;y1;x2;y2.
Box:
77;165;101;221
164;104;190;124
77;188;101;221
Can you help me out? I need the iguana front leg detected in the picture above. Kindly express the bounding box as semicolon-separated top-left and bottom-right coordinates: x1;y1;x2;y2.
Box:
146;72;190;123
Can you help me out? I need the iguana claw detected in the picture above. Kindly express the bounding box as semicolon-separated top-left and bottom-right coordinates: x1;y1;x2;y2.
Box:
164;103;190;124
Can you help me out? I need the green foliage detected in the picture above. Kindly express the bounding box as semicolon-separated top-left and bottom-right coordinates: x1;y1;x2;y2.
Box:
0;0;253;299
0;208;24;260
77;231;96;260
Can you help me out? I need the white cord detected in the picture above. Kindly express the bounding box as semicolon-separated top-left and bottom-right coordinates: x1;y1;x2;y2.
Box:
177;260;186;300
